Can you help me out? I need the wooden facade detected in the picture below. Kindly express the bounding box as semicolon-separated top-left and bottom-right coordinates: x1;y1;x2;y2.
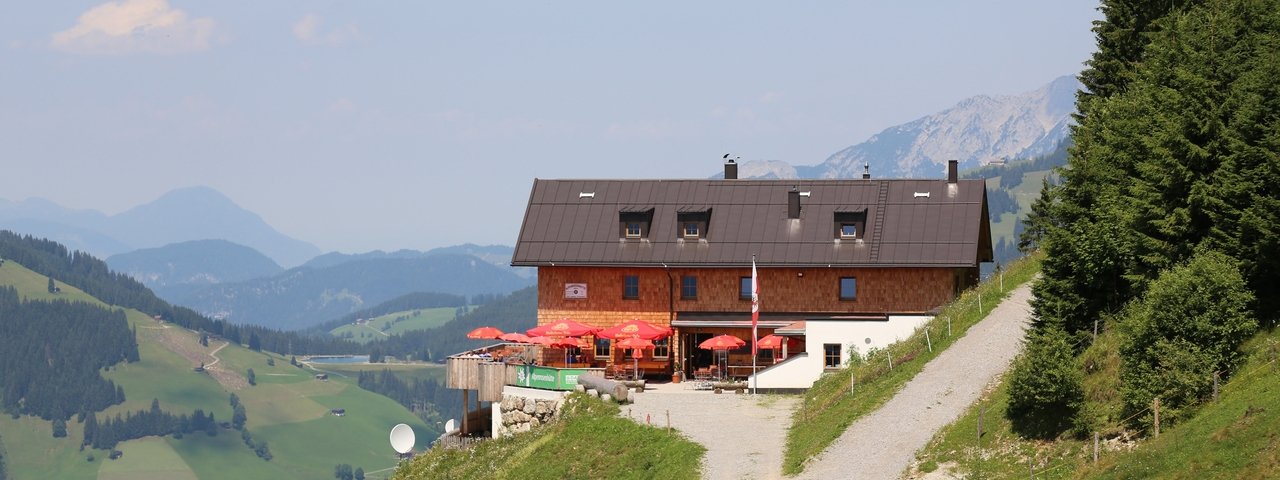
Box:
533;264;973;375
536;265;966;327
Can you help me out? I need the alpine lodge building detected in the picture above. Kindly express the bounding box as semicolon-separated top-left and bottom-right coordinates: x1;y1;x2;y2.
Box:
510;159;993;390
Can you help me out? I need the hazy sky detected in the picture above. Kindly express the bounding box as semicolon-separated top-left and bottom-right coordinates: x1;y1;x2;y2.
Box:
0;1;1101;253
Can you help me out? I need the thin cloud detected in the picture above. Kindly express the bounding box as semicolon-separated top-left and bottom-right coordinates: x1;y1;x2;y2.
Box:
293;13;360;46
50;0;216;55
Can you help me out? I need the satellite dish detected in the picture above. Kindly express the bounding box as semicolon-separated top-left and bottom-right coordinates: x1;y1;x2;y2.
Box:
389;423;415;454
444;418;456;433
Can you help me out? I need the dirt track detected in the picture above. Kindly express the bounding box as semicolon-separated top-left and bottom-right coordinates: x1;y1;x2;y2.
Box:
145;319;248;390
797;284;1033;479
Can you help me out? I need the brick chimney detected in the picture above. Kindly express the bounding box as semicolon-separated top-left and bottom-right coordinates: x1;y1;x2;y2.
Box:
787;187;801;219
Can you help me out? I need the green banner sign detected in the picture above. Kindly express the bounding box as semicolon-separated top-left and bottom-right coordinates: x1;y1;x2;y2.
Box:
515;365;591;391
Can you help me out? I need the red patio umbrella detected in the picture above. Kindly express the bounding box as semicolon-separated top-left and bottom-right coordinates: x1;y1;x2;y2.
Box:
527;319;600;338
526;335;557;346
698;334;744;380
598;319;671;340
698;334;746;350
614;337;655;380
529;335;586;365
756;334;786;349
498;332;532;343
615;337;655;351
466;326;504;340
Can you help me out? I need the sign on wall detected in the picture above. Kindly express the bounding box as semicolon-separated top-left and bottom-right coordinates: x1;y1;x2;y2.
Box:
515;365;589;390
564;283;587;299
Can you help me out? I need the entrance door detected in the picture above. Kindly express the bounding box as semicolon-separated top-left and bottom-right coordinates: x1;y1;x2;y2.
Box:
690;333;713;369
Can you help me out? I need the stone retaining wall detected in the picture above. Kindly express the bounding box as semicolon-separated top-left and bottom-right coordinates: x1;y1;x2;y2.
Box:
494;387;568;437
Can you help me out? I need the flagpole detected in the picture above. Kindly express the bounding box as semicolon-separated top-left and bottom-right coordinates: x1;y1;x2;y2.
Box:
751;255;758;396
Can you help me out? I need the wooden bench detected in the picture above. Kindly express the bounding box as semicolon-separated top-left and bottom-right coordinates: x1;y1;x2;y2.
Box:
712;382;748;394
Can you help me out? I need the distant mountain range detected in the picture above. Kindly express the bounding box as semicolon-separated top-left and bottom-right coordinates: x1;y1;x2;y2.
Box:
303;243;532;278
173;254;534;330
0;186;321;268
105;239;284;300
718;75;1079;180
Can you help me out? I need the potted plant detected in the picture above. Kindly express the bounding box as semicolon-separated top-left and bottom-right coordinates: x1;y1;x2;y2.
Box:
671;359;683;383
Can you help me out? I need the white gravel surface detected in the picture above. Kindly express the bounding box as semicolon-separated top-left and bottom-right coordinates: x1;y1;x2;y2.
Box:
622;383;798;480
798;284;1034;480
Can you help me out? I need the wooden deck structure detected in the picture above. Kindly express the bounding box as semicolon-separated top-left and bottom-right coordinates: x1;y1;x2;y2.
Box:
446;343;603;437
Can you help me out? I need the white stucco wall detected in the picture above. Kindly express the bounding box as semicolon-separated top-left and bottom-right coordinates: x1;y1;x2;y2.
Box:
752;352;820;389
751;314;932;389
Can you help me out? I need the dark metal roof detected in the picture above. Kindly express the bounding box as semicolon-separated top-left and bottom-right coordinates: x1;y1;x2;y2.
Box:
512;178;993;267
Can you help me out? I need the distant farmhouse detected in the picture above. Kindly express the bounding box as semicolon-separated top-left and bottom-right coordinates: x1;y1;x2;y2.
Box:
511;159;992;389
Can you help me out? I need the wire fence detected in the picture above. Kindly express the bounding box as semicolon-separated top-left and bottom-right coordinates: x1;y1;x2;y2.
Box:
949;353;1278;479
798;255;1043;423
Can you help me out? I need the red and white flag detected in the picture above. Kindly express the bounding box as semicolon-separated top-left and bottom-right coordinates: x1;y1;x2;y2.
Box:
751;256;759;355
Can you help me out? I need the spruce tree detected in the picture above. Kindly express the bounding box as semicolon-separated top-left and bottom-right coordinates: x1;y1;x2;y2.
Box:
82;412;97;446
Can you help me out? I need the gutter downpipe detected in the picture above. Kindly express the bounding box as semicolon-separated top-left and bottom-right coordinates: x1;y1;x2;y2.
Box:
663;263;677;375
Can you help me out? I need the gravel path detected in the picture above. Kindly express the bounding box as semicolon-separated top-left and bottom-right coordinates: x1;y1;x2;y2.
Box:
798;283;1034;480
623;384;798;480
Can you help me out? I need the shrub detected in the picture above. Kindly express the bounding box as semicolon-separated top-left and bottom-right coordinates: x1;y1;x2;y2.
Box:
1007;327;1083;439
1120;250;1256;429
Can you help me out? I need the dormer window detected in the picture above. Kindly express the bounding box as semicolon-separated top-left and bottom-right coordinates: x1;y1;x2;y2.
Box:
840;224;857;238
834;210;867;240
619;208;654;239
676;208;711;240
683;222;700;238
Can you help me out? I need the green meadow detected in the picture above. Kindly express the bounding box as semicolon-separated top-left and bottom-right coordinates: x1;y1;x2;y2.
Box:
0;259;432;479
329;307;465;343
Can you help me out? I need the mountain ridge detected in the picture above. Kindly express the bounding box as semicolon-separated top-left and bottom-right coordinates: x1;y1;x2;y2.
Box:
174;254;534;330
105;239;284;301
0;186;320;268
719;75;1079;180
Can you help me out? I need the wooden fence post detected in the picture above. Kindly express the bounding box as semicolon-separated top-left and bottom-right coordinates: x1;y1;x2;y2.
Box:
1093;318;1099;342
1213;371;1220;402
1093;431;1099;464
925;328;933;353
977;401;984;441
666;410;671;432
947;317;952;337
1153;397;1161;437
887;351;893;371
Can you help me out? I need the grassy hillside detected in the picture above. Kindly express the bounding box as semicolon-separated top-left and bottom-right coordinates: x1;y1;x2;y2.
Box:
394;394;704;480
909;326;1280;479
0;259;432;480
329;307;469;344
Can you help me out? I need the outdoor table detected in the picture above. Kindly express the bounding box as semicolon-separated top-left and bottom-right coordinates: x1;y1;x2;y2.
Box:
727;365;763;380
